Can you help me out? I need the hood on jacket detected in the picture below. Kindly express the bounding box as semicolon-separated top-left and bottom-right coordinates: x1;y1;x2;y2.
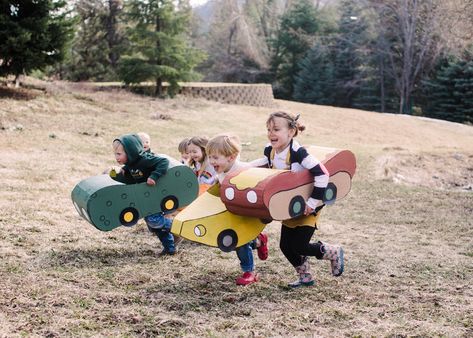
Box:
114;133;143;164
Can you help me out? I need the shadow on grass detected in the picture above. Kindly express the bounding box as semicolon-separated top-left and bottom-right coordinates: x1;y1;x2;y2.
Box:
142;271;283;315
0;86;41;100
42;247;158;268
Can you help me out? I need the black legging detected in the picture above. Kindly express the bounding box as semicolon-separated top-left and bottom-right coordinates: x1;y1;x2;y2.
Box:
280;225;324;267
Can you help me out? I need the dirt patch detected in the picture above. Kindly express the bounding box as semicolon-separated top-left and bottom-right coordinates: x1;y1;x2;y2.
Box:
376;148;473;191
0;86;42;100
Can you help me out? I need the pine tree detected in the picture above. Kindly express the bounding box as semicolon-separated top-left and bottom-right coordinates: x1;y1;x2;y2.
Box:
293;42;336;105
293;0;381;110
332;0;369;107
455;55;473;124
422;48;473;124
270;0;321;99
118;0;205;96
63;0;126;81
64;1;112;81
0;0;73;84
352;65;382;112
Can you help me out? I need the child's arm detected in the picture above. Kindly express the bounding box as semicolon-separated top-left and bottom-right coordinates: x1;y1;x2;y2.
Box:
248;144;272;168
111;166;135;184
296;148;329;214
147;156;170;185
248;157;268;168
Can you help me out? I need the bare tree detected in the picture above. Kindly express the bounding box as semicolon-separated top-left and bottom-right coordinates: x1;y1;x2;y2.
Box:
439;0;473;55
370;0;444;114
205;0;274;81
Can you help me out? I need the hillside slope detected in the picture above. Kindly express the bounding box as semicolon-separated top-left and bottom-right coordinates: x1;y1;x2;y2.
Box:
0;82;472;337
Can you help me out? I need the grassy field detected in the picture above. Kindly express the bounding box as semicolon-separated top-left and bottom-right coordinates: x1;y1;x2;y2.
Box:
1;81;472;337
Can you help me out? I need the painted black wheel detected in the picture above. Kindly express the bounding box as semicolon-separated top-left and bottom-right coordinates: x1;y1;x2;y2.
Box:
119;207;139;227
217;229;238;252
288;195;305;218
323;183;337;205
161;195;179;212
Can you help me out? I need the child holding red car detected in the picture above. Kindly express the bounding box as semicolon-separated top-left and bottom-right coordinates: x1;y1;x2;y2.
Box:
252;111;344;287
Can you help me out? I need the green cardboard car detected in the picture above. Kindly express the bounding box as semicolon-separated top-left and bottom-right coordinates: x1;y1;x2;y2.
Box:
71;155;198;231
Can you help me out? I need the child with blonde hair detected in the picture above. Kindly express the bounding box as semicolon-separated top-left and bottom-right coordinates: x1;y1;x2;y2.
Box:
111;133;177;255
178;137;190;165
104;132;151;175
187;136;216;185
207;134;269;286
252;111;344;287
137;132;151;153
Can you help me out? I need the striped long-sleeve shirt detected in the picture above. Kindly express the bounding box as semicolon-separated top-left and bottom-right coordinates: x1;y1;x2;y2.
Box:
250;139;329;210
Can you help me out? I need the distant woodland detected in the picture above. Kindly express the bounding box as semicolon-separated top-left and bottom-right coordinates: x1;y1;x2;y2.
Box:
1;0;472;123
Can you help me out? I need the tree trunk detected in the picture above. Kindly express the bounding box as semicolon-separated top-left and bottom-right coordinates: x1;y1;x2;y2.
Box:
399;93;404;114
373;0;441;115
156;78;163;96
155;5;162;97
379;56;385;112
14;74;20;88
106;0;122;69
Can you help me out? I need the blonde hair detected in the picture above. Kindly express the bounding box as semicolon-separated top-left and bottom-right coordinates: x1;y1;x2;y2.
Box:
112;139;123;151
266;111;306;137
178;137;190;153
137;132;150;142
188;136;209;167
207;134;241;157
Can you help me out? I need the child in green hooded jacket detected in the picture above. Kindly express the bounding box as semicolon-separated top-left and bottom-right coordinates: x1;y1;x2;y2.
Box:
111;133;176;255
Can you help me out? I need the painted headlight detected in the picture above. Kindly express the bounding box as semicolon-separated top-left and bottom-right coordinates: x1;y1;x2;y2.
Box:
246;190;257;204
225;187;235;200
194;224;207;237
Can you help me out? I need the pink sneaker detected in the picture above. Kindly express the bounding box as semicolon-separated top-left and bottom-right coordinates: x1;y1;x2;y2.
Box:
235;271;259;286
257;233;268;260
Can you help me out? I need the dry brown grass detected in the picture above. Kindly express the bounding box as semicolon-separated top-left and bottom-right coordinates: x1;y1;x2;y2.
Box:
1;81;472;337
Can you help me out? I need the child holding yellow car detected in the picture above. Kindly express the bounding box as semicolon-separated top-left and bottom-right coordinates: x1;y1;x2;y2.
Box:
207;134;269;286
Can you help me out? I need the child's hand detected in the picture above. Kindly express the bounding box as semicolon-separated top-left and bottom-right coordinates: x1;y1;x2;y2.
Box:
104;165;123;177
304;205;314;216
147;177;156;186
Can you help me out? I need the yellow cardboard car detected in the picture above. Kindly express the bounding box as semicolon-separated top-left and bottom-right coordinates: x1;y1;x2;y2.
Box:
170;185;266;252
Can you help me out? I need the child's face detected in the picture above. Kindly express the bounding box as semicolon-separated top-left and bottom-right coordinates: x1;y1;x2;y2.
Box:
209;152;236;174
141;136;150;151
188;143;204;163
181;151;190;162
114;143;128;165
267;117;295;152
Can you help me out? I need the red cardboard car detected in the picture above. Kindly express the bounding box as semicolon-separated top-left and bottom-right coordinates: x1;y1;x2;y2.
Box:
220;147;356;221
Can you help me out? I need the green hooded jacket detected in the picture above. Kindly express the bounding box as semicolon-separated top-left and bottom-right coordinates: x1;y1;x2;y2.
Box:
113;133;169;184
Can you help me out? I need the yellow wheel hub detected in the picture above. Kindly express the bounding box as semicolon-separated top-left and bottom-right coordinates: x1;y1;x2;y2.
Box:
123;211;134;223
164;199;175;210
